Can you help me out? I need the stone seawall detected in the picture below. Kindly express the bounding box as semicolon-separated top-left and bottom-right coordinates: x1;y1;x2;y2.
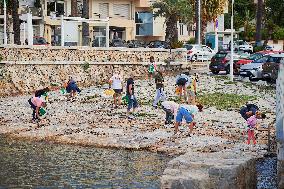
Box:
0;47;188;96
0;62;190;96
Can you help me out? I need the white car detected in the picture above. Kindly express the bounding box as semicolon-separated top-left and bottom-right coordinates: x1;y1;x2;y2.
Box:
233;40;253;53
183;44;215;61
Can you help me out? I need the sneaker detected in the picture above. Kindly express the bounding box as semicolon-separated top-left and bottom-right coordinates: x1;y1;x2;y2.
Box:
153;105;158;109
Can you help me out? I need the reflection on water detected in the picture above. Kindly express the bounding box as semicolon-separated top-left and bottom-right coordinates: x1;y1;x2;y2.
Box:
0;136;171;188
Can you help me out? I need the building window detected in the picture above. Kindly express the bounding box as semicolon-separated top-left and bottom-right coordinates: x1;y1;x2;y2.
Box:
179;24;184;36
93;27;107;47
135;12;153;36
99;3;109;19
113;4;130;19
47;1;65;17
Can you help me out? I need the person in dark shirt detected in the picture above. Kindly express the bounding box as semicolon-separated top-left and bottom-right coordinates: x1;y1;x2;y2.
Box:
240;104;266;120
153;67;166;108
126;76;138;119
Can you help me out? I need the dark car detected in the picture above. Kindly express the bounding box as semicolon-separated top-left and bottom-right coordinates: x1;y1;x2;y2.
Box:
110;39;126;47
147;40;170;49
209;51;239;74
33;36;48;46
127;40;144;48
262;53;284;81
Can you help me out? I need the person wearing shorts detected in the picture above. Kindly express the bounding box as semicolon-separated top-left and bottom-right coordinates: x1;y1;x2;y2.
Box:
174;104;203;134
109;71;123;108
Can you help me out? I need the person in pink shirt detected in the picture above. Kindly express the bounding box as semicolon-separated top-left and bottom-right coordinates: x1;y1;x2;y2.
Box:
28;96;46;122
246;112;263;145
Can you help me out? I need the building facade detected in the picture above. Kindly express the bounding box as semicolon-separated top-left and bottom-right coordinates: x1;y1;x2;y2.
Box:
0;0;193;46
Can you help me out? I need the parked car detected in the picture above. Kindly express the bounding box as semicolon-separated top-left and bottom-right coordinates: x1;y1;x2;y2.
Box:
147;40;170;49
235;51;276;73
33;36;48;46
183;44;215;61
209;51;240;74
231;40;253;53
110;39;126;47
262;53;284;81
127;40;144;48
239;55;272;81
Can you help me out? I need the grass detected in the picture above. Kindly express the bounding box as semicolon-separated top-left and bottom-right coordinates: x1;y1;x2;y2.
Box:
213;75;229;81
224;81;237;85
197;92;257;110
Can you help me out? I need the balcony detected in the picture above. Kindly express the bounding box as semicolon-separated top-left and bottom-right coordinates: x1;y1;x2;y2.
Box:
19;7;43;17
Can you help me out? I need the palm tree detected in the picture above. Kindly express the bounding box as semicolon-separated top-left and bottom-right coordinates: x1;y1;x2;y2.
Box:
82;0;89;46
71;0;78;17
190;0;226;43
255;0;263;45
152;0;193;44
12;0;20;45
0;0;20;45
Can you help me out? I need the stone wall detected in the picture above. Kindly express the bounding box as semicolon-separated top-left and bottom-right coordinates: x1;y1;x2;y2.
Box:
276;62;284;188
0;47;189;96
0;46;186;63
161;151;257;189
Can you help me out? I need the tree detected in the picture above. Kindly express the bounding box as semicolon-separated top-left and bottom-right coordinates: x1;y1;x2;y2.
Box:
82;0;90;46
71;0;78;17
265;0;284;28
190;0;226;42
0;0;20;45
12;0;20;45
152;0;193;44
255;0;263;45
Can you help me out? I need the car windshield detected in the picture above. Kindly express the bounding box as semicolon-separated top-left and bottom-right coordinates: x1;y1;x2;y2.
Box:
252;56;269;63
248;53;262;60
184;45;193;50
268;57;282;63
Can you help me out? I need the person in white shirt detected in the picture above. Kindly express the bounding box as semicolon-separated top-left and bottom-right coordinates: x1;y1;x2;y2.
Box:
161;101;179;124
109;71;123;108
174;103;203;135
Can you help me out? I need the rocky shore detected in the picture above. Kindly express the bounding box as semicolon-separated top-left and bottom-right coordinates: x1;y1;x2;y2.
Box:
0;73;276;188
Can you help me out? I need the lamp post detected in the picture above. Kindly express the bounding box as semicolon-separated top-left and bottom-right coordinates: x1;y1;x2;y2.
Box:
197;0;201;45
3;0;7;45
230;0;234;81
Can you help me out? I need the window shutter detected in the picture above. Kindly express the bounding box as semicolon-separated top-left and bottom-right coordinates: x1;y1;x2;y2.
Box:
113;4;130;19
99;3;109;18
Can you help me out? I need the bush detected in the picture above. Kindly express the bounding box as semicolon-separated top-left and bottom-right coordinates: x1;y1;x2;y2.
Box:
254;46;264;52
187;38;195;44
170;41;184;49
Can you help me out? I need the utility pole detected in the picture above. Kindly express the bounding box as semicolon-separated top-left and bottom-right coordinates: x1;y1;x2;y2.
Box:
230;0;234;81
3;0;7;45
198;0;201;45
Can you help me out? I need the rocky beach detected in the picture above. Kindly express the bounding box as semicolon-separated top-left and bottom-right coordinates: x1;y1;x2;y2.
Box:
0;73;277;188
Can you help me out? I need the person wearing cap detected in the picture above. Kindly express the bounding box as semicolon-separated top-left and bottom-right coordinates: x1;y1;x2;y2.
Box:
174;103;203;135
28;96;47;122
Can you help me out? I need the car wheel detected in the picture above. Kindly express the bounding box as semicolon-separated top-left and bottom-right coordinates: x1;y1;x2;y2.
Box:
212;70;219;74
225;66;230;74
249;75;258;81
191;55;197;62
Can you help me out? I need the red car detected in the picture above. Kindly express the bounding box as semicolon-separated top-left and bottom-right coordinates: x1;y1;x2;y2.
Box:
235;51;278;72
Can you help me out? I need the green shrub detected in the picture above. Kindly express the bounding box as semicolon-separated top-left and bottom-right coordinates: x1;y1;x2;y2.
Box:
171;41;184;49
